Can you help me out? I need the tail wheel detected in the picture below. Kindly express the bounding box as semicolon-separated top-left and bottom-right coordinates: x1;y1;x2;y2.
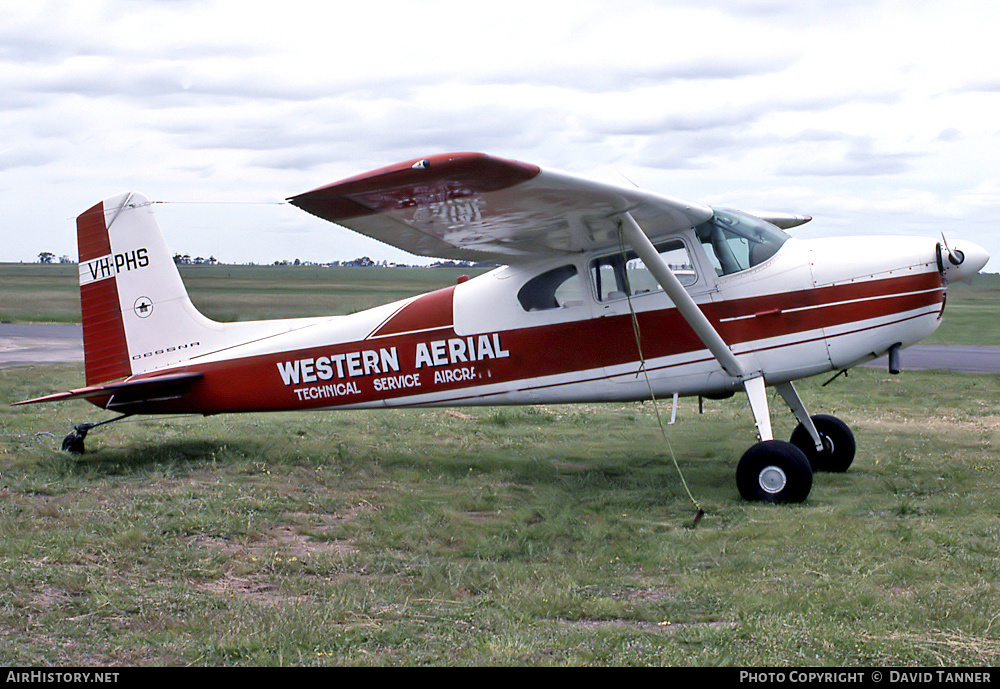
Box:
736;440;813;503
790;414;855;473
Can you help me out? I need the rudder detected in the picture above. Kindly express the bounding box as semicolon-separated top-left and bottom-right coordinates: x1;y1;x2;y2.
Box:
78;197;132;385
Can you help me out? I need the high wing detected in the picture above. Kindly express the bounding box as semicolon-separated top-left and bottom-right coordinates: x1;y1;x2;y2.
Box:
288;152;715;263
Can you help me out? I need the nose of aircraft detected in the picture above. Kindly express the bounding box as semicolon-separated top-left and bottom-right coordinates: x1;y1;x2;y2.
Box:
941;239;990;282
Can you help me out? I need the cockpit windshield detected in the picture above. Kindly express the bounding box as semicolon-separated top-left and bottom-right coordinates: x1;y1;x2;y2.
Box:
695;209;789;276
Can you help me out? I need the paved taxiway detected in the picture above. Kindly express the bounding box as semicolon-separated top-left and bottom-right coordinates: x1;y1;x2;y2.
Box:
863;345;1000;374
1;324;83;368
2;324;999;374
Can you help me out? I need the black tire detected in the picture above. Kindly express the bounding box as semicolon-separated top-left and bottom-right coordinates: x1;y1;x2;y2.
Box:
736;440;813;503
62;430;86;454
789;414;855;473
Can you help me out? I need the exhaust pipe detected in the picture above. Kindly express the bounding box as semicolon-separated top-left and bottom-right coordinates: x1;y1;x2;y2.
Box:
888;343;901;375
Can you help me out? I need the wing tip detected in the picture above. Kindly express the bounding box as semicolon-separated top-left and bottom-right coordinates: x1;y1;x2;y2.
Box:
288;152;541;222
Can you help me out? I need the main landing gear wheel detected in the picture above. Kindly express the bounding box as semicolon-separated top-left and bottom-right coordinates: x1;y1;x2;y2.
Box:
736;440;813;504
789;414;855;473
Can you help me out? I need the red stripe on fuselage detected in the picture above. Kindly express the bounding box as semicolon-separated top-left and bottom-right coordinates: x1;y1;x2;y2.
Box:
369;286;455;338
715;271;944;343
124;271;945;415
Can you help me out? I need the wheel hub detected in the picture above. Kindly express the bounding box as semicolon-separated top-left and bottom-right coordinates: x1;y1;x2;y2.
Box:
758;465;788;494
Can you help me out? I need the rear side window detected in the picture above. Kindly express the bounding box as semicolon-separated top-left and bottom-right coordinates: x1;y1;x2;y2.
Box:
518;265;581;311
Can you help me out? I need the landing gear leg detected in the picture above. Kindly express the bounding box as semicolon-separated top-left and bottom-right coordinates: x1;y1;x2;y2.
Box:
743;376;773;442
61;415;132;454
777;381;856;473
776;382;822;451
738;377;813;503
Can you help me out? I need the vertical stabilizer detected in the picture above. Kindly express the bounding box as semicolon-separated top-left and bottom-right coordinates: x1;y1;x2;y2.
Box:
76;193;222;384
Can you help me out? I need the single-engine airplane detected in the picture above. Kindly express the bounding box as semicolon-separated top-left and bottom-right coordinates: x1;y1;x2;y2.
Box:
14;152;990;503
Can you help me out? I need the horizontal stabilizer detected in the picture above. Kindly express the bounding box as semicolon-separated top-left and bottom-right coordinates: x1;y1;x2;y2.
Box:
13;371;203;409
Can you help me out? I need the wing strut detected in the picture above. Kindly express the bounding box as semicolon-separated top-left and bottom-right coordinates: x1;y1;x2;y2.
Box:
616;212;773;441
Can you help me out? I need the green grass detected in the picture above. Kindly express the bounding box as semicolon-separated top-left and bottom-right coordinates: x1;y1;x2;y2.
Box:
2;263;999;665
0;264;81;323
924;273;1000;346
175;265;492;322
0;263;490;323
2;364;1000;665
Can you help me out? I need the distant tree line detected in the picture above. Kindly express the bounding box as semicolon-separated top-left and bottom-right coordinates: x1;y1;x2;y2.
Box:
37;252;73;264
269;257;494;269
173;254;219;265
38;251;493;269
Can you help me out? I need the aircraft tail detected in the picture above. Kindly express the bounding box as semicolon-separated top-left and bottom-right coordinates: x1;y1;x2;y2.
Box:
76;193;221;385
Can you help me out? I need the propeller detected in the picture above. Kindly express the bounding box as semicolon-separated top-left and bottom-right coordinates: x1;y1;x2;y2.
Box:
940;233;965;267
936;234;989;284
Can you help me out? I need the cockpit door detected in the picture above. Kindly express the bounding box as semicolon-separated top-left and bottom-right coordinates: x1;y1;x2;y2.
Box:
589;233;719;386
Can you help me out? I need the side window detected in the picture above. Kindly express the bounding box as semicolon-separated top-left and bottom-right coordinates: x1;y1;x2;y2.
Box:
518;265;582;311
591;257;626;301
591;240;697;302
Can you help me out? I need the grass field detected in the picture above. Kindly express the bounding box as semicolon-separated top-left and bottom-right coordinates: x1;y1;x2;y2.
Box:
2;263;998;345
1;263;999;666
0;263;491;324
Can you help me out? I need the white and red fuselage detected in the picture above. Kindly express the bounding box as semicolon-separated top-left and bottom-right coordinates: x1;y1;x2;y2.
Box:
76;223;957;416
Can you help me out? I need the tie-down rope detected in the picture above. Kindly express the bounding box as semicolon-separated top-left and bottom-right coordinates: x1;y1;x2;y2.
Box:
617;223;705;527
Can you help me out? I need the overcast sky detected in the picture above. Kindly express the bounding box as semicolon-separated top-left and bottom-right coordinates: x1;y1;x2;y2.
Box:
2;0;999;269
